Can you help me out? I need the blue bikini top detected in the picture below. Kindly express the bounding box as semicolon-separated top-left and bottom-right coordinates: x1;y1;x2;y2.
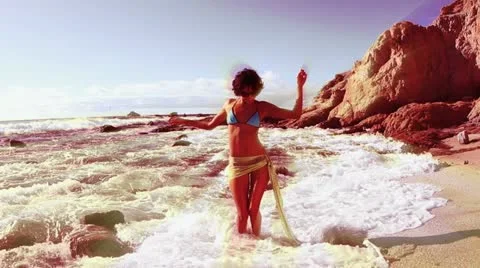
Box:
226;100;260;128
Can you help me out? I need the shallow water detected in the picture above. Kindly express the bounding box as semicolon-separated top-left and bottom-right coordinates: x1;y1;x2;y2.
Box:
0;122;446;267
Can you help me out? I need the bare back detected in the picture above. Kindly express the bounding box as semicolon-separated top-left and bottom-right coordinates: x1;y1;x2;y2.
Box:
225;98;267;157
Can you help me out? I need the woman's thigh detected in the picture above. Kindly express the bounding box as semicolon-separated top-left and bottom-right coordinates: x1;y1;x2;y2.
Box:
229;174;250;215
249;165;270;213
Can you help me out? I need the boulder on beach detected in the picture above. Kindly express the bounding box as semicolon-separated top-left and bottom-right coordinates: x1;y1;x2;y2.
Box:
9;139;26;148
172;140;192;147
68;225;132;258
127;111;140;117
457;130;470;145
99;125;120;133
83;210;125;232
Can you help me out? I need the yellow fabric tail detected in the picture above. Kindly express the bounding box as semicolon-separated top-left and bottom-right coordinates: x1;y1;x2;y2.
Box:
226;155;300;246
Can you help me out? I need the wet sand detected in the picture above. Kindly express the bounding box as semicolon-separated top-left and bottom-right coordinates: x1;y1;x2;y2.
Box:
371;134;480;267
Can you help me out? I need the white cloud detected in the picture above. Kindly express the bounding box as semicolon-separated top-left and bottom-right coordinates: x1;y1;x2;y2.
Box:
0;71;319;121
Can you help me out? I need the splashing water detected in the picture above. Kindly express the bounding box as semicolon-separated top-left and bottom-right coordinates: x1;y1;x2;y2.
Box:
0;124;446;267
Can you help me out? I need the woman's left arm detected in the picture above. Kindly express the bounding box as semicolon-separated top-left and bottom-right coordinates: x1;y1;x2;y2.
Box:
169;102;227;130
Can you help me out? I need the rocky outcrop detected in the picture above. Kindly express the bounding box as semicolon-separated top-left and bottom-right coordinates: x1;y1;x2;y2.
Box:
383;101;473;136
468;98;480;122
127;111;140;117
332;22;454;126
295;0;480;129
342;114;388;134
382;101;473;148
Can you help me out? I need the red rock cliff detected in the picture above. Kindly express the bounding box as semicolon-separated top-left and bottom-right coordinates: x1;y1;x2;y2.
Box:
294;0;480;128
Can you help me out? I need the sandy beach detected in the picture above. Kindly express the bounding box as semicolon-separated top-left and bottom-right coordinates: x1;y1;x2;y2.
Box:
372;134;480;267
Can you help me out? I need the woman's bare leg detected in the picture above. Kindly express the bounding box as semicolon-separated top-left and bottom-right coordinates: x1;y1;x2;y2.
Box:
249;165;270;236
229;174;250;234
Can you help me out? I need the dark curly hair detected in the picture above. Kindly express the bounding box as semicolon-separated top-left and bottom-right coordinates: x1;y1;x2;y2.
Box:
232;68;264;97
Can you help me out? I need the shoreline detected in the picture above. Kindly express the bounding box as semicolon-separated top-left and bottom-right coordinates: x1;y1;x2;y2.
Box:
0;112;216;124
372;136;480;267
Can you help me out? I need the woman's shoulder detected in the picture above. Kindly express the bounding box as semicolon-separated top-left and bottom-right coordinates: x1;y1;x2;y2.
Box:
255;100;273;109
222;98;236;109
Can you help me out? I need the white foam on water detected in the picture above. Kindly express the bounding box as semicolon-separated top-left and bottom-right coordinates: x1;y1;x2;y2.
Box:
115;128;445;267
0;126;446;267
0;117;163;135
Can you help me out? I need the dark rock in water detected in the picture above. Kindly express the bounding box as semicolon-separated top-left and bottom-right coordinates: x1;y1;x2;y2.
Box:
275;166;292;177
83;210;125;232
127;111;140;117
172;140;191;147
175;134;188;140
0;220;49;250
0;234;36;250
138;132;149;135
9;139;26;147
99;125;120;133
68;225;132;258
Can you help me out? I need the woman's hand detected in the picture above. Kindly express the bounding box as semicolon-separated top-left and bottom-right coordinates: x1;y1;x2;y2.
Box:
297;69;307;88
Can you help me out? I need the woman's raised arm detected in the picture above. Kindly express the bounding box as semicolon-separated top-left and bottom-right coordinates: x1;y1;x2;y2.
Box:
260;69;307;120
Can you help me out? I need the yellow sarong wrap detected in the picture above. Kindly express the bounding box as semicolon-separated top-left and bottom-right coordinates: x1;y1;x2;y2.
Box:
226;155;300;246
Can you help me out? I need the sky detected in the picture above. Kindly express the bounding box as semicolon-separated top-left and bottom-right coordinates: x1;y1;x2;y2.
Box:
0;0;453;121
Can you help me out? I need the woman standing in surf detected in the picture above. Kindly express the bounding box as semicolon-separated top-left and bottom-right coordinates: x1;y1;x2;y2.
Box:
169;68;307;243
